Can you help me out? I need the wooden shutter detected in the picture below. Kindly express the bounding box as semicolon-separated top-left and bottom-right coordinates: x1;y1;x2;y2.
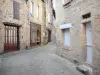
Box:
13;1;20;19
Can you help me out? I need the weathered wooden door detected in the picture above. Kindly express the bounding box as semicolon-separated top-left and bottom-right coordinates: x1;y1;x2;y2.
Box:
86;22;93;63
4;25;19;52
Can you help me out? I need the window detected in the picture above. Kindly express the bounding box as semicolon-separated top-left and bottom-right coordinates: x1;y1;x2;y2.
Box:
48;13;51;23
64;29;70;46
36;5;39;18
30;1;34;16
13;0;20;19
82;13;91;19
53;9;56;19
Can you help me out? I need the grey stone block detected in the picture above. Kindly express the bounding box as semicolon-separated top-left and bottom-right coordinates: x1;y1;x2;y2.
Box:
76;65;89;75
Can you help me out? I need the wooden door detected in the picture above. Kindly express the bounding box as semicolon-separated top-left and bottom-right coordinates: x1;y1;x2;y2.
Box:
4;25;19;52
86;22;93;63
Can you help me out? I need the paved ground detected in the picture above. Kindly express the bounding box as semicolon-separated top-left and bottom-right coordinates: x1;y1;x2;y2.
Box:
0;43;83;75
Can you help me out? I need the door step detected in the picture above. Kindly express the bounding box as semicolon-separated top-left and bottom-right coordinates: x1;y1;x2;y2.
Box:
76;65;92;75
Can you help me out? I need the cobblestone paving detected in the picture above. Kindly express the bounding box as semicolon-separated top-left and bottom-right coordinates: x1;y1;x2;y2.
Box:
0;43;83;75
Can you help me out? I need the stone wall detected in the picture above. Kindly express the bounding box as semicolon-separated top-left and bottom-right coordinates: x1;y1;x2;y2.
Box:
28;0;47;45
45;0;56;44
53;0;100;75
0;0;30;52
0;8;4;53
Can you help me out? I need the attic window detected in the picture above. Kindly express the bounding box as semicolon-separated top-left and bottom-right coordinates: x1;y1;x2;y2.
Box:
82;13;91;19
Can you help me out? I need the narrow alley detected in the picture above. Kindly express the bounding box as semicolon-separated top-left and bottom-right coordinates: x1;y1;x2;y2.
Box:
0;43;83;75
0;0;100;75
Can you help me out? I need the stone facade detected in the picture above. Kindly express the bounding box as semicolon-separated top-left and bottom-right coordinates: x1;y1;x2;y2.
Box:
0;0;30;52
46;0;56;44
53;0;100;75
28;0;46;45
0;0;54;52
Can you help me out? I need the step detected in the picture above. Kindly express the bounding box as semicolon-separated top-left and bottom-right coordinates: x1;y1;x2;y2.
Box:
76;65;89;75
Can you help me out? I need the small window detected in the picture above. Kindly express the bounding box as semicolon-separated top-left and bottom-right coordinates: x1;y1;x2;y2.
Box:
82;13;91;19
30;1;34;16
36;5;39;18
13;0;20;19
48;13;51;23
53;9;56;19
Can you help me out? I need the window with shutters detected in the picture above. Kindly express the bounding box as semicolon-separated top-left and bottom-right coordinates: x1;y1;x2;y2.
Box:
13;0;20;19
48;13;51;23
82;13;91;19
53;9;56;19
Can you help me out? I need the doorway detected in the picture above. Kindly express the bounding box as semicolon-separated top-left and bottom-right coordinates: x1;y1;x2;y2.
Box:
85;22;93;63
4;25;19;52
30;23;41;46
48;30;51;42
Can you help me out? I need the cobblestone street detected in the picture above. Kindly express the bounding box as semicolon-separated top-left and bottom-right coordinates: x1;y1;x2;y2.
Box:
0;43;83;75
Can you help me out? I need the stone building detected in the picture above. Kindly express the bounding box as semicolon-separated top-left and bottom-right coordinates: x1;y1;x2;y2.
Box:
45;0;54;44
53;0;100;75
28;0;46;46
0;0;54;53
28;0;55;46
0;0;30;52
